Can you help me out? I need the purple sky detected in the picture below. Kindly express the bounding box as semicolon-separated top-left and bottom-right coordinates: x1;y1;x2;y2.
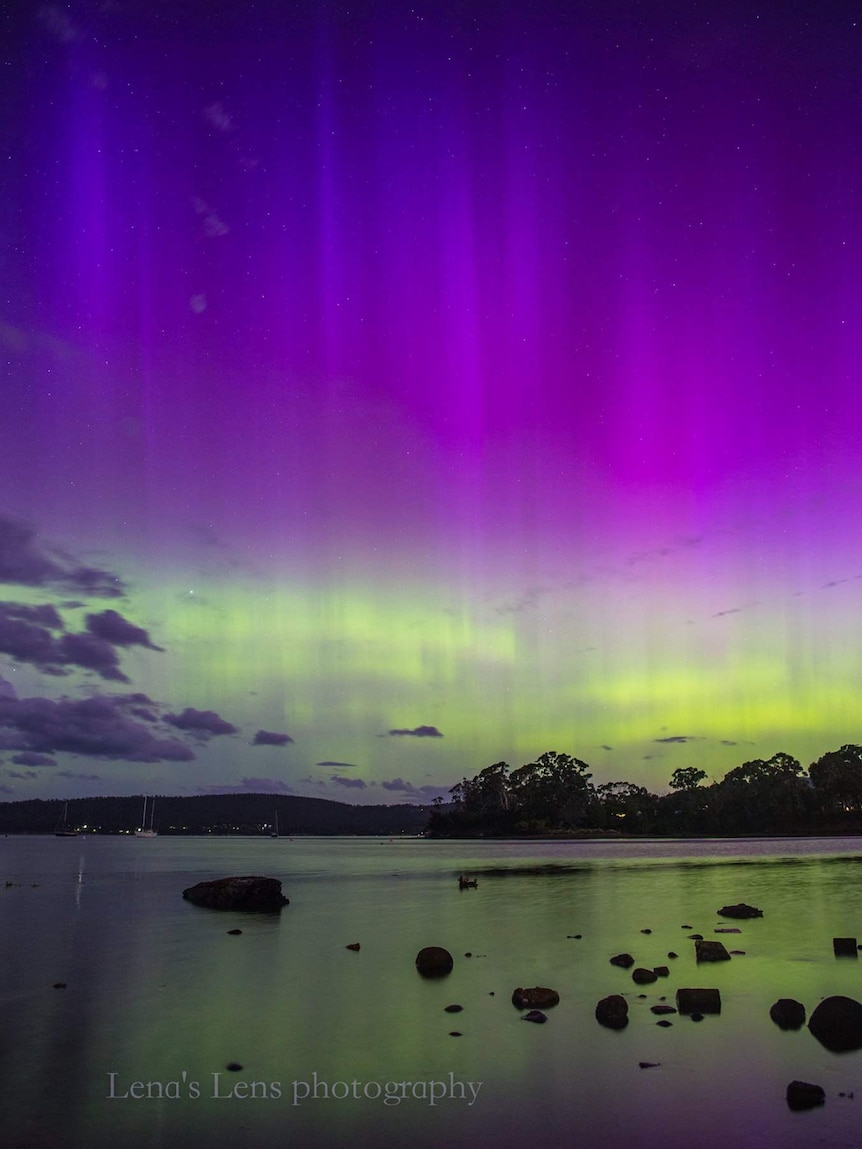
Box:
1;1;861;803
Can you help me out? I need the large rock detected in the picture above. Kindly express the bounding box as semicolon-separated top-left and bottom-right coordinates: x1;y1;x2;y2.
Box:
512;986;560;1009
415;947;454;977
786;1081;825;1110
182;875;288;912
695;940;731;962
676;988;721;1015
808;996;862;1052
770;999;806;1030
595;995;629;1029
833;937;858;957
717;903;763;919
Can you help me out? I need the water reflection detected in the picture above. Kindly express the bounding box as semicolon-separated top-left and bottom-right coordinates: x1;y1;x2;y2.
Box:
3;836;862;1148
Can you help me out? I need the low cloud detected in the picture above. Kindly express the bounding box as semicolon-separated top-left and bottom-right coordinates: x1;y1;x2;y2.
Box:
164;708;238;738
316;760;358;768
253;730;293;746
654;735;701;744
0;602;64;628
380;777;450;802
57;770;101;780
11;752;56;767
387;725;443;738
7;770;37;779
330;775;367;789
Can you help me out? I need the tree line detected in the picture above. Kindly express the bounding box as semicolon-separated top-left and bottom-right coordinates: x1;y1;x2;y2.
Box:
425;745;862;837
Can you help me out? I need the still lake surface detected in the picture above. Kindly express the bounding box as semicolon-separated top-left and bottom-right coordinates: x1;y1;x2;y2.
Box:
2;835;862;1149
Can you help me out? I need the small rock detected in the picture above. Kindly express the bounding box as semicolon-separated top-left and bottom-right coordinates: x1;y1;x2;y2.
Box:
681;924;692;929
632;968;658;985
717;903;763;919
512;987;560;1009
522;1010;548;1024
464;951;472;958
714;928;741;934
227;929;242;936
639;1061;660;1069
346;942;361;951
695;940;731;963
651;1005;677;1015
444;1004;463;1013
690;1013;704;1022
786;1081;825;1111
641;928;652;934
809;996;862;1052
567;934;583;939
53;982;67;989
226;1062;243;1072
610;953;635;969
656;1020;673;1027
449;1031;463;1037
833;937;858;957
770;999;806;1030
667;952;678;959
688;933;703;940
729;950;746;955
653;966;670;978
595;994;629;1030
416;947;454;977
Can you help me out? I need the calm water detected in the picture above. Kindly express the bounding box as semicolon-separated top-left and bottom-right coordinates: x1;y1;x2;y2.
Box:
2;835;862;1149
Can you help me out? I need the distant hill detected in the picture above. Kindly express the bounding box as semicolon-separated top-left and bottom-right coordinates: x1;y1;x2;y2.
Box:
0;793;430;836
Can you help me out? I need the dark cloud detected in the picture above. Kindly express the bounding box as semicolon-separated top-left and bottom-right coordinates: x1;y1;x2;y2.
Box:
0;515;124;597
57;770;101;780
56;632;128;681
387;725;443;738
654;735;701;744
7;770;37;779
330;775;367;789
0;694;195;761
11;752;56;767
316;760;358;768
252;730;294;746
86;609;164;651
0;784;13;794
164;708;238;737
0;602;64;628
0;603;161;681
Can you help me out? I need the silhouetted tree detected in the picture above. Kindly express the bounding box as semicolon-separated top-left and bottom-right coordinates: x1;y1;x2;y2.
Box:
669;767;707;791
809;745;862;814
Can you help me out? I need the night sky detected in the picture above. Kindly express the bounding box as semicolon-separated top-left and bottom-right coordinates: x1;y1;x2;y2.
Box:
2;0;861;803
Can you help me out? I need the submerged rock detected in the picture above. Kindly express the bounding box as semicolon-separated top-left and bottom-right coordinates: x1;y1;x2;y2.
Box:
595;995;629;1030
695;940;731;963
512;987;560;1009
717;903;763;919
786;1081;825;1110
808;996;862;1052
770;999;806;1030
415;947;454;977
522;1010;548;1024
182;876;288;912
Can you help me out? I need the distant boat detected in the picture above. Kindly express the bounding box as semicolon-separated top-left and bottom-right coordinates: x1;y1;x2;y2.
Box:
270;811;279;838
135;796;158;838
54;802;78;838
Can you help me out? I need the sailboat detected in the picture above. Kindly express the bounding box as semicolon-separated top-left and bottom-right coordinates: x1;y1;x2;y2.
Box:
270;811;279;838
54;801;78;837
135;796;158;838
